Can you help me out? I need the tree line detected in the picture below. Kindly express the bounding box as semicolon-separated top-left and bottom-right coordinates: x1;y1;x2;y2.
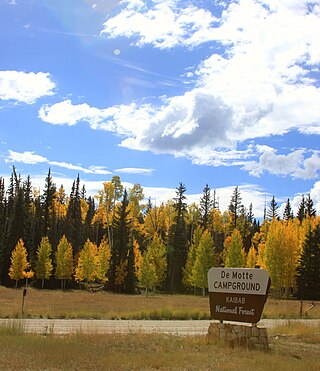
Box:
0;168;319;299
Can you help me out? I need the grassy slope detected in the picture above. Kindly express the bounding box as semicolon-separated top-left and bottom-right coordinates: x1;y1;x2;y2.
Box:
0;286;319;319
0;323;319;370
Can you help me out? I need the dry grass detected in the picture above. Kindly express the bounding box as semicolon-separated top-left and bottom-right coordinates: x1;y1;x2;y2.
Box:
0;286;319;319
0;324;319;370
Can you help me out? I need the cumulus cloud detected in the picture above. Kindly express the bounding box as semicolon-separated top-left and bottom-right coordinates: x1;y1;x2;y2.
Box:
5;150;111;175
0;71;55;104
101;0;216;49
39;1;320;179
243;146;320;179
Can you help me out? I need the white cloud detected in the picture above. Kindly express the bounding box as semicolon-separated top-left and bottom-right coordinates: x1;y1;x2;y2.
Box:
243;146;320;179
114;167;154;175
5;150;112;175
0;71;55;104
101;0;216;49
5;150;47;164
39;1;320;179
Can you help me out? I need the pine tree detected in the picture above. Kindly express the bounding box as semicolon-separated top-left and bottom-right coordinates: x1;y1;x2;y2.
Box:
296;225;320;300
124;237;136;294
191;230;215;295
305;194;316;218
2;168;27;285
266;196;279;220
9;239;30;287
42;169;56;237
228;186;242;229
110;189;131;292
35;236;53;288
297;195;306;222
225;229;245;268
55;235;74;290
83;196;95;243
199;184;213;230
0;177;7;283
167;182;188;292
65;175;82;255
283;198;294;220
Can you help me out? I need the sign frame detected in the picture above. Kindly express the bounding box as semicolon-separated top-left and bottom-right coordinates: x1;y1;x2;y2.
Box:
208;268;270;324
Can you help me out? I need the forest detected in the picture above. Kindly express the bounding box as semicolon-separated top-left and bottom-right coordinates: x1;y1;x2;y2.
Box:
0;167;319;300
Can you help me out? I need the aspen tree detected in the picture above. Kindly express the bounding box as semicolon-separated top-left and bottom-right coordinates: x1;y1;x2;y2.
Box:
225;229;246;268
138;254;157;295
9;238;30;288
55;235;73;290
133;239;142;279
147;234;167;290
191;230;215;296
265;220;301;296
183;226;202;288
75;239;97;284
95;236;111;283
35;236;53;288
246;245;257;268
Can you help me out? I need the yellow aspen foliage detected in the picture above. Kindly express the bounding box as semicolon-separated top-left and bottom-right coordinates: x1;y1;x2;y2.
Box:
128;183;145;232
191;230;215;294
146;234;167;288
9;239;30;287
207;208;225;235
80;198;89;224
265;220;301;296
257;241;267;269
95;237;111;283
52;186;67;219
183;226;203;288
55;235;74;290
163;200;177;235
138;234;167;293
143;204;167;241
115;259;127;287
222;235;232;265
92;181;115;226
23;270;34;280
138;254;157;294
133;239;142;279
225;229;246;268
75;239;97;283
35;236;53;289
246;245;257;268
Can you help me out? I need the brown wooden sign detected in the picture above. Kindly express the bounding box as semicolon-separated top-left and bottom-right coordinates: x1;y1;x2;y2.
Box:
208;268;270;324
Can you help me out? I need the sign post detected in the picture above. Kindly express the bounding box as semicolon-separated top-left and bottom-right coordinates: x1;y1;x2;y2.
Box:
207;268;270;324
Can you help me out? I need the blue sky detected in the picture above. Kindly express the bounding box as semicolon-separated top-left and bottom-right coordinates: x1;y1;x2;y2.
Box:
1;0;320;218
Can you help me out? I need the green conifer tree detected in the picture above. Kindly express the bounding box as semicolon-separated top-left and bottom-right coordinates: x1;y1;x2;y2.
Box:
296;225;320;300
